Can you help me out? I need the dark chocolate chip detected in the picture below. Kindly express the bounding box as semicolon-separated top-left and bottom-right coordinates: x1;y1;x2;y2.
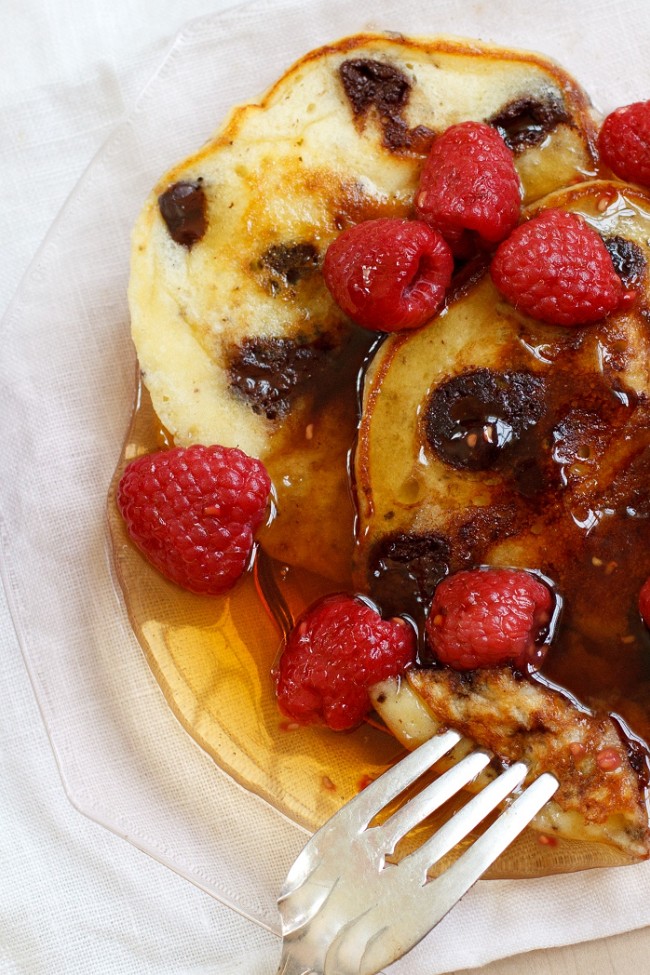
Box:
487;94;570;151
228;336;334;421
258;242;320;286
381;116;436;154
603;235;647;289
339;58;411;116
425;368;546;472
367;531;450;618
339;58;433;155
158;180;207;248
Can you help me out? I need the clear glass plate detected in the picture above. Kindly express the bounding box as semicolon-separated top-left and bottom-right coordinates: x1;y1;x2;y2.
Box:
3;0;650;961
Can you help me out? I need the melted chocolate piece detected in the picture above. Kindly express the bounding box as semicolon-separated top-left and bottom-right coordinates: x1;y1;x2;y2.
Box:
259;242;320;288
367;531;450;619
339;58;434;155
488;94;570;151
603;235;647;289
158;180;207;247
425;369;547;472
339;58;411;116
228;336;334;420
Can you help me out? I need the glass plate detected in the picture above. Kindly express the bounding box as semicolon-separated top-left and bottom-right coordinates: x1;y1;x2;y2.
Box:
3;0;650;962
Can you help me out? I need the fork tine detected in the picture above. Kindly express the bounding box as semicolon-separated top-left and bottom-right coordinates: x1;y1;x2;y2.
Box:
280;730;462;897
403;760;529;870
377;749;492;856
335;729;464;831
334;771;559;975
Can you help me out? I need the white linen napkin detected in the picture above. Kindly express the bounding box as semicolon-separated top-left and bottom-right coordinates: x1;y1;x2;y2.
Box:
2;1;650;973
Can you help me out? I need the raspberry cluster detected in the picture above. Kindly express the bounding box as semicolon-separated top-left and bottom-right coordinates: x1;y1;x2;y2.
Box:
119;96;650;736
324;121;521;332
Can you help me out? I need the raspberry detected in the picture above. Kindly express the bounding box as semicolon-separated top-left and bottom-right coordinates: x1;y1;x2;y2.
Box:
322;218;453;331
639;577;650;628
414;121;521;257
274;593;416;731
599;101;650;187
426;568;553;671
117;444;271;595
490;209;624;326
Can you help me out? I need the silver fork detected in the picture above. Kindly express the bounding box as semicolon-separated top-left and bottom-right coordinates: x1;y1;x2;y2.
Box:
276;731;558;975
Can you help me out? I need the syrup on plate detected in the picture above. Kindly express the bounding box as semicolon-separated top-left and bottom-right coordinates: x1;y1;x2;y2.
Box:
108;369;645;877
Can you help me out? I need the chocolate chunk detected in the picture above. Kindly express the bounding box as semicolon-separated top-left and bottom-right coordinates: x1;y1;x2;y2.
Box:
367;531;450;618
158;180;207;247
425;369;546;472
259;242;320;287
603;235;647;289
488;94;570;151
339;58;433;155
228;336;333;421
339;58;411;116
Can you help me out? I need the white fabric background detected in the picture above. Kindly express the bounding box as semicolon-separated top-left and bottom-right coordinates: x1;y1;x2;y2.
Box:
3;2;650;974
1;3;283;973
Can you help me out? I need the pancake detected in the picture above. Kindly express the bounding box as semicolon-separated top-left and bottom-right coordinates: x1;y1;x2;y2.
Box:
371;671;650;860
128;32;597;581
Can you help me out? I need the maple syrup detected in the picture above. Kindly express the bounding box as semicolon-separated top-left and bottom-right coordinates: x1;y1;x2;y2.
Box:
108;377;406;836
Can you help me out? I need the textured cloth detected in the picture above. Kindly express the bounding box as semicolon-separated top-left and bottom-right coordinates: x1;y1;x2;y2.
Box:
2;1;650;973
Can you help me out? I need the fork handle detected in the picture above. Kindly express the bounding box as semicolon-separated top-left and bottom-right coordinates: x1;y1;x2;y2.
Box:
276;945;317;975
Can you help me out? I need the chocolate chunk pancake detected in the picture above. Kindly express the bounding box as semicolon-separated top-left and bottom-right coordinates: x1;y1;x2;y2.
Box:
129;32;597;580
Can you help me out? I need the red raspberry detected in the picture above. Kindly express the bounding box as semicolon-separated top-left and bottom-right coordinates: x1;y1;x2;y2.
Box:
322;218;453;331
599;101;650;187
274;593;416;731
117;444;271;595
426;568;553;671
414;121;521;257
490;209;624;326
639;577;650;628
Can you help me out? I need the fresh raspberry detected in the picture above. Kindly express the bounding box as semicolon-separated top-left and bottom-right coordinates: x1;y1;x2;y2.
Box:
599;101;650;187
274;593;416;731
639;577;650;628
117;444;271;595
414;121;521;257
426;568;553;671
322;218;453;331
490;209;624;326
